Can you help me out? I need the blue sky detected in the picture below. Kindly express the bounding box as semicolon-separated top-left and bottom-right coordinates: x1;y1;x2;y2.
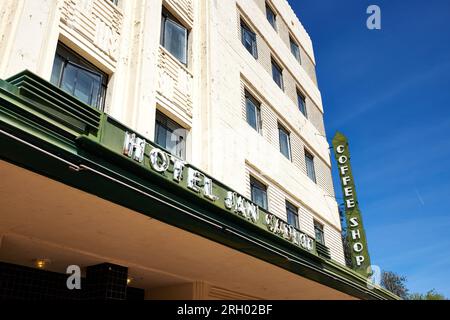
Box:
291;0;450;297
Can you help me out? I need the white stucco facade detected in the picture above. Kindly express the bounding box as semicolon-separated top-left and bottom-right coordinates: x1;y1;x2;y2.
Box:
0;0;345;265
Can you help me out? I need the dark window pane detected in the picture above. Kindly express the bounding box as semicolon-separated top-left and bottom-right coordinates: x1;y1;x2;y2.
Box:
314;222;325;245
155;123;167;149
155;111;187;159
290;38;301;63
250;177;268;210
50;43;107;110
266;4;277;30
60;63;77;95
163;17;187;65
305;151;316;183
74;67;101;106
241;21;258;58
60;62;102;107
297;92;307;117
278;125;291;160
272;60;283;89
286;202;299;228
245;92;261;132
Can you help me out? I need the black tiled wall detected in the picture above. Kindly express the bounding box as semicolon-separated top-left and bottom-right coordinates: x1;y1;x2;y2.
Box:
0;261;144;300
86;263;128;300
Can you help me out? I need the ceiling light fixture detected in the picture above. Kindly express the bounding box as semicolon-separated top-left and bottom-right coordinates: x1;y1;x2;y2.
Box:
33;258;51;269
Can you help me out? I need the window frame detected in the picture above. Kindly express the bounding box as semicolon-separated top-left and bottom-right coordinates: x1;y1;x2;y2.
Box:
240;19;258;59
278;123;292;161
245;90;262;133
290;36;301;64
297;90;307;118
161;8;189;66
250;176;268;211
286;201;299;229
314;220;325;245
305;150;317;183
50;43;108;110
154;110;187;160
271;58;284;90
265;2;277;30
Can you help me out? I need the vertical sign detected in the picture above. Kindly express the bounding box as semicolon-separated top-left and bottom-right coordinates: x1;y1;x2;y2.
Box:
332;132;371;277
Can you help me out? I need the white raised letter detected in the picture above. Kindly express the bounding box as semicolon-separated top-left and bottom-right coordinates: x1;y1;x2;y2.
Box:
203;177;219;201
336;145;345;154
356;255;365;266
338;155;348;164
346;199;356;208
344;186;353;197
349;217;359;227
351;229;361;240
187;168;202;192
353;242;364;253
171;157;186;182
149;148;169;172
342;176;351;186
224;192;235;209
340;165;349;175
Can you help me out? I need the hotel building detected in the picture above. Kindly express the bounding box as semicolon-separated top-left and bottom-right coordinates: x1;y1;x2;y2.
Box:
0;0;396;299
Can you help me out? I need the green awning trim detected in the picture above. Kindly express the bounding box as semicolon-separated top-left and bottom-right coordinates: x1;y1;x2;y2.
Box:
0;70;399;300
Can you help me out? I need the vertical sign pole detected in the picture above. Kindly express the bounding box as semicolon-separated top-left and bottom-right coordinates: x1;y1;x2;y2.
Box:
332;132;372;277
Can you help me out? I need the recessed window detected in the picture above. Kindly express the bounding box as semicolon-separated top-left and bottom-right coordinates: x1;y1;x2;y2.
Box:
250;176;268;210
271;59;284;90
297;90;307;118
241;19;258;59
278;124;291;160
245;90;262;133
314;221;325;245
50;43;108;110
155;111;187;159
305;150;316;183
161;9;188;65
290;36;301;64
266;3;277;30
286;201;299;229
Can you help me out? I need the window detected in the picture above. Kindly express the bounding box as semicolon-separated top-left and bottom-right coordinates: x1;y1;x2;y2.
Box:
241;20;258;59
245;90;262;132
266;3;277;30
297;90;307;118
271;59;284;90
109;0;119;5
278;124;291;160
290;36;301;63
286;201;299;229
50;44;108;110
155;111;187;159
305;150;316;183
314;221;325;245
161;9;188;65
250;176;268;210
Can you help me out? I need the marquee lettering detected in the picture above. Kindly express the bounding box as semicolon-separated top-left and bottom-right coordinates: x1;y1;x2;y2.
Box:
332;132;372;275
122;131;315;255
